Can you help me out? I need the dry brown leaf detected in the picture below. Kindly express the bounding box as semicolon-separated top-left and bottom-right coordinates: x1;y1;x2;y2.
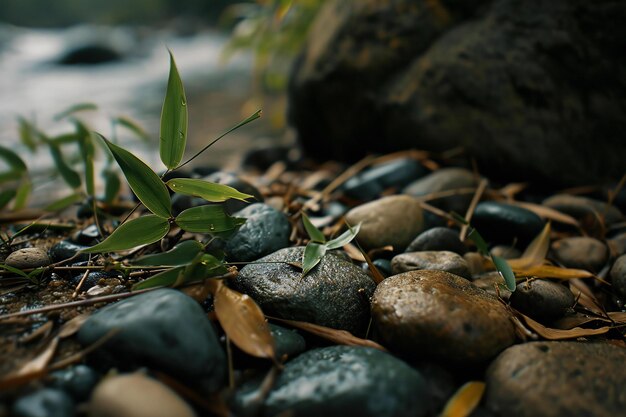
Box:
569;279;607;316
520;313;610;340
440;381;486;417
213;280;276;362
0;337;59;390
607;312;626;323
18;321;53;344
58;314;90;338
510;201;580;227
362;251;385;285
268;316;387;351
512;222;551;269
509;263;594;280
459;179;488;241
343;243;366;262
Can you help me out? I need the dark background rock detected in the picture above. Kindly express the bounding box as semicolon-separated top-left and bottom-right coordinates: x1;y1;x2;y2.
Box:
288;0;626;186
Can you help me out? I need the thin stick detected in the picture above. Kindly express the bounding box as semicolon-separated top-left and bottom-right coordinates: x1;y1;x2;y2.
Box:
460;179;488;241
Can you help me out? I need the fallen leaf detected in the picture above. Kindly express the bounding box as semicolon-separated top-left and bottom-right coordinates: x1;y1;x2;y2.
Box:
18;321;53;344
510;201;580;227
268;316;387;351
508;263;594;280
440;381;486;417
519;313;610;340
343;243;366;262
212;280;276;362
512;222;551;269
0;337;59;390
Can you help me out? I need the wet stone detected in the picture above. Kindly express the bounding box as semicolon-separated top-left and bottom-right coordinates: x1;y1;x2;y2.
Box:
12;388;74;417
345;195;423;251
372;258;392;276
403;168;479;214
341;158;425;201
543;194;623;227
406;227;467;255
77;288;225;391
49;365;99;401
269;323;306;360
5;248;51;270
224;203;291;262
551;237;608;273
71;224;100;245
89;373;196;417
608;232;626;257
233;247;376;335
485;341;626;417
392;251;471;279
70;271;119;291
49;240;90;263
610;254;626;299
264;346;429;417
509;279;574;321
472;201;544;246
371;270;516;365
471;272;513;301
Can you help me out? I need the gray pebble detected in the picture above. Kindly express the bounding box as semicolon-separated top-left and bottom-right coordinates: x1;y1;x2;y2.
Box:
509;279;575;321
551;237;608;273
12;388;74;417
406;227;467;254
5;248;51;269
609;254;626;298
392;251;471;279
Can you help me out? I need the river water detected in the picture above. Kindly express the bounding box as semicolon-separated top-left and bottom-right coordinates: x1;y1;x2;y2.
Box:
0;24;277;204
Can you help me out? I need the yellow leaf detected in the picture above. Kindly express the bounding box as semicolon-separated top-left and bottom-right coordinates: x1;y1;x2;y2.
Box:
512;222;551;269
440;381;485;417
520;313;610;340
213;280;276;362
509;264;593;279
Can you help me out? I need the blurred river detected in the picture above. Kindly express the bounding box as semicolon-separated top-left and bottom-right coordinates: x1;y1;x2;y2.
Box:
0;24;274;190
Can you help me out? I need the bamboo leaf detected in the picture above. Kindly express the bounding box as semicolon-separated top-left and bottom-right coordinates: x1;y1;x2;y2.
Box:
99;134;172;218
301;212;325;243
519;313;610;340
175;205;245;233
0;145;27;172
44;192;83;212
302;242;327;276
13;179;31;210
510;264;594;280
82;215;170;253
326;223;361;250
0;264;30;279
159;51;188;169
492;255;516;292
133;240;204;266
467;228;489;256
102;170;121;203
0;190;16;210
74;121;96;196
48;143;81;189
54;102;97;120
166;178;253;202
213;280;276;361
440;381;486;417
113;116;149;141
17;117;38;151
132;266;186;291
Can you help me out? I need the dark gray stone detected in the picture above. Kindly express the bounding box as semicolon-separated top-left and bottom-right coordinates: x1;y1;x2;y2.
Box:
610;254;626;298
289;0;626;187
392;251;471;279
372;258;392;276
5;248;51;269
509;279;574;321
551;237;608;273
224;203;291;262
371;270;516;365
403;168;479;214
233;247;376;335
406;227;467;254
485;342;626;417
77;288;225;391
608;232;626;257
70;271;119;291
12;388;74;417
49;365;99;401
49;240;90;263
543;194;623;228
264;346;429;417
341;158;426;201
269;323;306;360
71;224;100;245
472;201;544;246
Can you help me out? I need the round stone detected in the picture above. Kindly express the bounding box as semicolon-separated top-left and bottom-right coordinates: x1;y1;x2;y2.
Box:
509;279;575;321
70;271;119;291
345;195;423;251
12;388;74;417
89;373;196;417
50;365;100;400
543;194;623;227
371;270;516;365
232;247;376;335
5;248;51;270
264;346;429;417
472;201;544;246
406;227;467;254
609;254;626;298
224;203;291;262
391;251;471;279
49;240;90;263
269;323;306;360
77;288;225;391
403;168;479;214
485;341;626;417
551;237;608;273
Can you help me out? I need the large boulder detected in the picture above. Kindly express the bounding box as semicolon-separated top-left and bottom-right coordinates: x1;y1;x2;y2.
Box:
288;0;626;186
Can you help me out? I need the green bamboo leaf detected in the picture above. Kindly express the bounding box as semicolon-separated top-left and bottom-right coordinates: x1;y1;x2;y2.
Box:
50;133;80;145
467;228;489;257
132;266;186;291
113;116;149;141
178;253;226;285
302;242;327;276
49;143;81;189
166;178;253;202
175;205;245;233
492;255;516;292
159;51;188;169
74;121;96;196
54;102;97;120
0;190;16;210
301;212;325;243
44;192;83;212
0;171;20;184
0;145;27;173
326;222;362;250
102;170;121;203
18;117;38;151
13;178;31;210
99;134;172;218
133;240;204;266
82;215;170;253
